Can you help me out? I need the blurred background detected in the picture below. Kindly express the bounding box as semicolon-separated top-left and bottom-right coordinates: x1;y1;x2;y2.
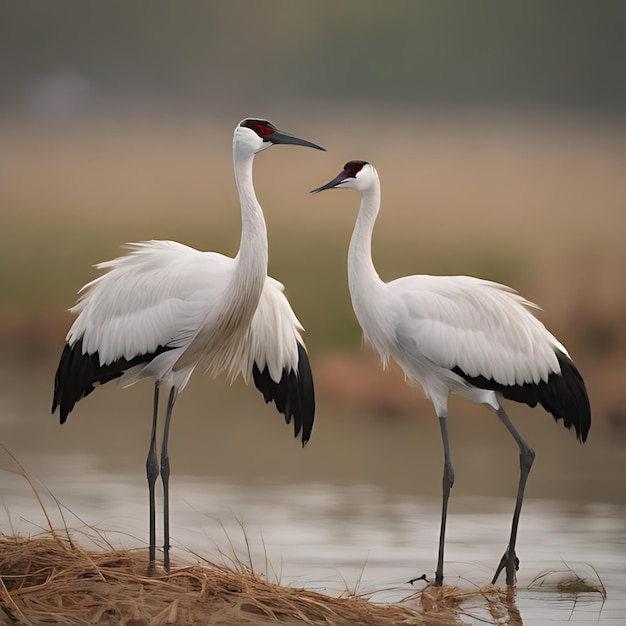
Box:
1;0;625;614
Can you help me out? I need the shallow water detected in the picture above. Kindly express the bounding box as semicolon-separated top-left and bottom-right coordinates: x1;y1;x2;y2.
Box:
2;470;624;624
1;351;625;624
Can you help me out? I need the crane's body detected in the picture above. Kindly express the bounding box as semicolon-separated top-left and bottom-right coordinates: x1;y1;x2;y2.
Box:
58;240;306;401
313;161;590;586
53;119;322;571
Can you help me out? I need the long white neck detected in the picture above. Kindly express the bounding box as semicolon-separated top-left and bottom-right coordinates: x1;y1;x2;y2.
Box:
348;177;384;308
232;147;268;301
175;145;268;378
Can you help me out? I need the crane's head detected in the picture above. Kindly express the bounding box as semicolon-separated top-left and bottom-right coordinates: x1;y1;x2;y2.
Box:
235;118;325;154
310;160;377;193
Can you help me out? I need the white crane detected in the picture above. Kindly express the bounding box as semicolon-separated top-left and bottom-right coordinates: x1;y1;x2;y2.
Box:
312;160;590;586
52;119;323;572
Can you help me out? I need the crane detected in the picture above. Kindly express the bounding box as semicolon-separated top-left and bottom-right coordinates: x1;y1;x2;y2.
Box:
52;119;323;572
312;160;590;586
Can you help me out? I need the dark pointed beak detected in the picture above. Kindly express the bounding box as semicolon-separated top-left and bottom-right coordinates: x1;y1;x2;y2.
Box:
270;129;325;151
310;169;350;194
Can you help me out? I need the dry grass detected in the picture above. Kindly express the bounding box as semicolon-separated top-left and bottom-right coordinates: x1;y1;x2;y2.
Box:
0;420;608;626
528;563;607;598
0;531;519;626
0;447;501;626
0;446;509;626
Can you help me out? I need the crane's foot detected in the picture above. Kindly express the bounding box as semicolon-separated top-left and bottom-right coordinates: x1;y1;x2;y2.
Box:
407;574;430;586
492;546;519;586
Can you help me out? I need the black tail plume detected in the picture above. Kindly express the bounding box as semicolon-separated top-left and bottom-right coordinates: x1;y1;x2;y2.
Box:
253;342;315;446
52;338;170;424
453;350;590;443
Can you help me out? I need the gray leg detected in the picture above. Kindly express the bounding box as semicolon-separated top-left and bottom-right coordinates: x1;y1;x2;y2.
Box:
434;412;455;586
146;381;160;564
161;386;177;572
492;405;535;586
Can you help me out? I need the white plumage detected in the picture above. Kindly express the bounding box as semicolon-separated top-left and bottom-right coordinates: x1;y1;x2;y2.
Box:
67;240;304;388
53;119;322;572
313;160;590;587
389;275;565;401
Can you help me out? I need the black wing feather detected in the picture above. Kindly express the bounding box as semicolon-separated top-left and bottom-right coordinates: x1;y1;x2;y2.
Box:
253;342;315;446
453;350;590;442
52;338;171;424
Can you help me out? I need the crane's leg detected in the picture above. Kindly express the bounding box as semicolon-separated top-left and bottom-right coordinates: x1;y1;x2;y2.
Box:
146;381;160;565
492;405;535;586
434;411;455;586
160;386;177;573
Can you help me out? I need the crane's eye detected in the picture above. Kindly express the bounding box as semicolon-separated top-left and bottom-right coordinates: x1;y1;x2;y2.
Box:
241;119;275;139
